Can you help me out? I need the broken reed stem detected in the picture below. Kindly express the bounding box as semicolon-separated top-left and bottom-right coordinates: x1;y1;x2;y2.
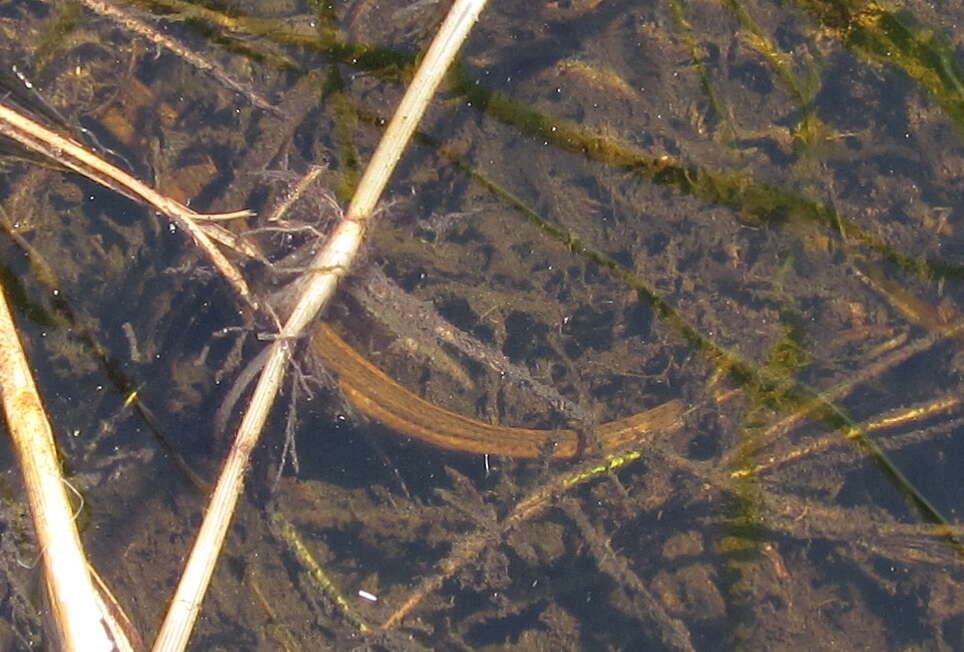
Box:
151;1;489;650
739;395;962;478
0;100;257;310
0;280;121;651
723;318;964;471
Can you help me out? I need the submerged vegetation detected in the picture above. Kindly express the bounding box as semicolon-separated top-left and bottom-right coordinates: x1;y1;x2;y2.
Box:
0;0;961;649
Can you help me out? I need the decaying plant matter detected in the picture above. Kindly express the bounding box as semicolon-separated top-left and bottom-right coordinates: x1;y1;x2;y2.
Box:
0;0;961;650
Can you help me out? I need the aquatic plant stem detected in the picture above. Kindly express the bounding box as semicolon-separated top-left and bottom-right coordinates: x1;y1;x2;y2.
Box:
151;1;489;650
76;0;280;114
381;450;650;630
0;280;121;651
0;100;257;310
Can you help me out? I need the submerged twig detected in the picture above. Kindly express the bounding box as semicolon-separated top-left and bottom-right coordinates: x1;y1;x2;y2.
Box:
725;318;964;472
75;0;281;115
269;511;371;632
560;499;695;651
152;2;490;650
744;395;962;478
351;266;595;425
381;449;648;629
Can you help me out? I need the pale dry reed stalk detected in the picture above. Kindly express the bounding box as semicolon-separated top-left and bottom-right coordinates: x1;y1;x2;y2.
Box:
151;1;490;650
0;279;125;651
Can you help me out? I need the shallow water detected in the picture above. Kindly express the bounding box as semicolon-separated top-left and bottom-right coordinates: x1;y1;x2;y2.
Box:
0;0;961;649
